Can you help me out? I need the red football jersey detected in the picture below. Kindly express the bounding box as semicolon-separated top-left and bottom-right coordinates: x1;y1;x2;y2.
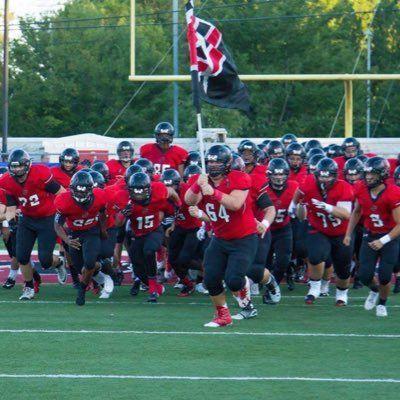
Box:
106;159;134;184
0;165;58;218
299;175;354;236
175;182;202;230
140;143;188;175
103;185;120;228
354;181;400;234
0;188;6;205
116;181;170;237
263;180;299;230
388;158;398;177
51;165;82;188
55;188;107;231
249;172;269;222
288;165;308;186
188;171;257;240
248;164;267;177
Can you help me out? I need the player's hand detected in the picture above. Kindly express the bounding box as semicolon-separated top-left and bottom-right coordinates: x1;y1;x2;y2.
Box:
288;201;297;218
100;230;108;240
196;225;206;241
368;239;383;251
121;204;132;217
165;225;174;238
201;184;214;196
311;198;333;213
256;220;267;238
67;236;81;250
189;206;200;218
197;174;208;187
1;226;10;242
343;235;351;246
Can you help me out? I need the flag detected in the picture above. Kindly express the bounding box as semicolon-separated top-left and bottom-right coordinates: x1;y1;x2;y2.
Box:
185;0;252;116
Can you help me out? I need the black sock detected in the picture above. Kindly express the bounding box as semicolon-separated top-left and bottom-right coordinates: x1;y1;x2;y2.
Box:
378;298;387;306
25;280;34;289
369;284;379;293
32;270;41;282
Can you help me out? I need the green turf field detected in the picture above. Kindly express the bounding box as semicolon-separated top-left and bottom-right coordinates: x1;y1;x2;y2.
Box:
0;283;399;400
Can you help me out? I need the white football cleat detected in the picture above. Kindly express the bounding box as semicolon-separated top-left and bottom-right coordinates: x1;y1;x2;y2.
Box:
55;259;67;285
376;304;388;317
267;275;281;304
19;286;34;300
195;282;209;295
234;277;251;308
99;289;111;299
335;288;348;306
250;282;260;295
103;274;114;294
364;291;379;311
320;280;330;297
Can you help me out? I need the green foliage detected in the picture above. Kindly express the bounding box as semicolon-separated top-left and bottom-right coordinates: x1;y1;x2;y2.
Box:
5;0;399;138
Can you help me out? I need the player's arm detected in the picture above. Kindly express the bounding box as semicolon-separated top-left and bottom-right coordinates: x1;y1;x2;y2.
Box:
369;206;400;251
343;200;361;246
185;175;206;206
188;206;211;222
54;212;81;250
166;187;182;207
177;164;185;177
98;208;108;239
256;190;276;235
0;203;6;222
310;198;352;220
45;179;65;195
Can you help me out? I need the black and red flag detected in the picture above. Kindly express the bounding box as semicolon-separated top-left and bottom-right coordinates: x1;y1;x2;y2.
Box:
185;0;252;116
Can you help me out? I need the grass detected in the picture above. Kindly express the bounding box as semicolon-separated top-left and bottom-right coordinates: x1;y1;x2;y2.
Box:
0;283;399;400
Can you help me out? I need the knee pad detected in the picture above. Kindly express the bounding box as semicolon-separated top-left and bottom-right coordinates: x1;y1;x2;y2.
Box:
203;278;223;297
225;276;245;293
246;264;264;284
39;255;53;270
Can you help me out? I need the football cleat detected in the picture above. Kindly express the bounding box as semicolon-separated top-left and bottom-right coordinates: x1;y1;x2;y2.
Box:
140;283;149;292
55;259;67;285
19;286;34;300
364;291;379;311
232;302;258;320
235;277;251;308
178;284;194;297
195;282;209;295
286;275;295;291
99;289;110;299
305;294;316;305
76;284;86;306
250;282;260;295
320;280;330;297
33;280;41;294
2;277;16;289
130;279;141;296
265;275;281;304
376;304;388;317
393;277;400;294
113;269;124;286
335;288;348;306
103;274;114;295
204;306;232;327
147;291;159;303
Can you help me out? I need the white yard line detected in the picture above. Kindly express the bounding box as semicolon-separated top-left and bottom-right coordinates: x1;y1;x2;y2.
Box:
0;373;398;383
0;329;398;338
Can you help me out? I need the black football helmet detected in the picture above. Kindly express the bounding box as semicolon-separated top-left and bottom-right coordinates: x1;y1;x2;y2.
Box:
342;137;360;159
281;133;298;148
8;149;31;178
238;140;258;165
117;141;134;162
125;164;144;184
0;166;8;177
286;142;306;172
185;151;201;167
154;122;175;145
261;139;271;147
91;162;110;182
304;139;323;153
357;154;369;164
231;153;245;172
266;140;285;159
89;170;106;189
135;158;155;177
307;147;325;160
161;168;181;189
59;148;80;172
267;158;290;191
307;154;325;174
315;158;338;190
205;145;232;178
363;157;390;189
183;164;201;182
394;166;400;186
256;148;268;165
128;172;152;205
343;158;364;185
70;170;94;204
327;144;344;159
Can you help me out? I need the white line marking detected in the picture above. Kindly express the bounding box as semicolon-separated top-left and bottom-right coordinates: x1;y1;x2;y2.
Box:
0;329;398;338
0;374;398;383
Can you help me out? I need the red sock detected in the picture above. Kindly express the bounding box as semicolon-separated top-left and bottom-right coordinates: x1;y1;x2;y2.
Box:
182;277;193;288
148;278;157;294
156;283;165;296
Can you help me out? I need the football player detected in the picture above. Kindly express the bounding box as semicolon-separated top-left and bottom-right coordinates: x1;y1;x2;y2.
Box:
185;145;259;327
0;149;67;300
334;137;361;178
140;122;188;176
237;140;266;176
286;142;307;186
54;171;111;306
295;158;354;306
51;148;81;188
393;166;400;294
266;140;285;160
344;157;400;317
280;133;297;148
106;141;135;184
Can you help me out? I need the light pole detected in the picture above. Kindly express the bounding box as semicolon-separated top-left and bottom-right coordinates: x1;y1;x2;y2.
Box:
366;28;372;138
2;0;9;160
172;0;179;136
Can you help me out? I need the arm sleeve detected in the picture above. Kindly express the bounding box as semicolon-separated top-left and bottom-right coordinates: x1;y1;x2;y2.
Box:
256;192;273;209
5;194;17;207
45;180;61;194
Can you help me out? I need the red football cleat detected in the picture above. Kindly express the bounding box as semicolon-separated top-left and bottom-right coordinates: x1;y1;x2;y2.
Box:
33;280;41;294
204;306;232;328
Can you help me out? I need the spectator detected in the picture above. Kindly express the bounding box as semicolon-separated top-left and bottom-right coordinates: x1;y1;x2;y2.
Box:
40;152;51;164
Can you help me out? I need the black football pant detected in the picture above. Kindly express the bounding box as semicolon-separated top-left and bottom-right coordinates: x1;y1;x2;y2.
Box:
359;231;400;286
69;227;101;272
204;234;258;296
306;227;352;280
99;227;119;260
246;231;271;284
129;227;164;284
291;218;308;260
4;229;17;258
268;224;293;284
16;215;56;268
168;226;200;280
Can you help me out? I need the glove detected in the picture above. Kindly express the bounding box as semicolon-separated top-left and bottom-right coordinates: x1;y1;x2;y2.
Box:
121;204;132;217
311;198;333;213
196;224;206;241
